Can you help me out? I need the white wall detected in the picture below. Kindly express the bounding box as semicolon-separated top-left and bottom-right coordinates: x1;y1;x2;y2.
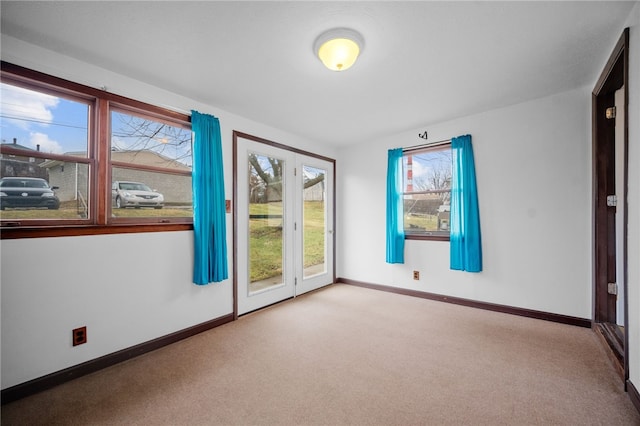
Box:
623;1;640;394
0;36;337;390
1;233;220;385
338;87;592;319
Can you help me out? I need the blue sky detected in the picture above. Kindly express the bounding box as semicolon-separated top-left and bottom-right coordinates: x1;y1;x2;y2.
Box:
403;149;452;192
0;83;88;154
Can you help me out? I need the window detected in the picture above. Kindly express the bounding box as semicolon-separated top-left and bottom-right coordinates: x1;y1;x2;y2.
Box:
0;62;192;237
402;142;452;240
110;108;192;221
0;78;92;224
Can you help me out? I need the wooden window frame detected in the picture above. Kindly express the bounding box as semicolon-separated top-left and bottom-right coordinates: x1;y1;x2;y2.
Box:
0;61;193;239
402;142;451;242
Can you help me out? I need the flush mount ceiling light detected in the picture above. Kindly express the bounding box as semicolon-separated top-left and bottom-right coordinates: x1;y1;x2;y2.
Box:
314;28;364;72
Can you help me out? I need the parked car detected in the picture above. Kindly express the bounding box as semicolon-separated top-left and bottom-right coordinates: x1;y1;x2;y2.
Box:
0;177;60;210
112;181;164;209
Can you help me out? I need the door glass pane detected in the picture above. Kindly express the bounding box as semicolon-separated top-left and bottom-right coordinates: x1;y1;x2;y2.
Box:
248;152;284;294
303;165;326;278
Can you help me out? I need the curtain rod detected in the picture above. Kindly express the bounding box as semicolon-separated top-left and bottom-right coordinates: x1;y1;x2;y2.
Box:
158;103;192;116
403;138;451;152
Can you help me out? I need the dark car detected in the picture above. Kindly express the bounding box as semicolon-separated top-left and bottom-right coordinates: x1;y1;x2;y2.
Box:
0;177;60;210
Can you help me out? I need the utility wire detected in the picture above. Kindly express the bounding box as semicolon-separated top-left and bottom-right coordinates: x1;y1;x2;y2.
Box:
0;114;87;130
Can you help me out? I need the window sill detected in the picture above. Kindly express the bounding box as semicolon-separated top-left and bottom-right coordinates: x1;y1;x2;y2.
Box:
0;223;193;240
405;234;450;242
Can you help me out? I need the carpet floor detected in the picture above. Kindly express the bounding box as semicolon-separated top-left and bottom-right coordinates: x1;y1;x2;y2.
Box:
2;283;639;425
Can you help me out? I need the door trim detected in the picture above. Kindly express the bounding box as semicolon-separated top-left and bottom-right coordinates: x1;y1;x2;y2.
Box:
232;131;336;319
592;28;629;385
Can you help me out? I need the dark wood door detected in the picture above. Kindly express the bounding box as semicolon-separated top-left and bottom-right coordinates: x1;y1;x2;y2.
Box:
592;28;628;383
594;92;617;323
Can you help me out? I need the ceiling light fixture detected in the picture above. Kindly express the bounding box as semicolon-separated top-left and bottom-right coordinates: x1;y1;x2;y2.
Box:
314;28;364;72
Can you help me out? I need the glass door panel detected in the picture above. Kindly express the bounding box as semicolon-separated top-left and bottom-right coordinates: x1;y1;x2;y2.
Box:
249;153;285;294
296;156;334;295
302;165;326;278
236;138;295;316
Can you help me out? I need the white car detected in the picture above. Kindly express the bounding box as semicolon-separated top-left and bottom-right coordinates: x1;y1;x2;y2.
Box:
112;181;164;209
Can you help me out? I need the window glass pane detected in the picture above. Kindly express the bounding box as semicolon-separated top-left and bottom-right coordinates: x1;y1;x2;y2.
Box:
0;82;89;156
111;167;192;218
404;196;450;233
110;110;192;220
0;162;89;220
403;147;451;235
111;110;192;168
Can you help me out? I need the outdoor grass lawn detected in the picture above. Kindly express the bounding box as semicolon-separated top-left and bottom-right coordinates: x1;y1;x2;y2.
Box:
0;204;192;220
249;201;325;282
0;207;82;220
111;207;192;217
303;201;325;270
404;214;438;231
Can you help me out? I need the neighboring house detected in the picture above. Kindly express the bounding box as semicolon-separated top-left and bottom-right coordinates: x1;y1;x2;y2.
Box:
404;195;445;216
41;150;192;204
0;139;48;179
38;160;89;206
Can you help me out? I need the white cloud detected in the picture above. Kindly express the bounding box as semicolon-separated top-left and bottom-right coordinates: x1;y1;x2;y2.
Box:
29;132;63;154
1;83;59;130
111;135;132;151
409;157;432;181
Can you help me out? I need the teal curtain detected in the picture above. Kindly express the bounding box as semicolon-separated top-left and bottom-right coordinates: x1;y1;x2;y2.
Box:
450;134;482;272
386;148;405;263
191;110;228;284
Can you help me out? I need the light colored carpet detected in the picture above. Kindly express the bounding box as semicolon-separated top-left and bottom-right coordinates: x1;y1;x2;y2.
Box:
2;284;639;425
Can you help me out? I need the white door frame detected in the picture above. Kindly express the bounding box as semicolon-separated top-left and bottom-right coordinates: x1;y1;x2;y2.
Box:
233;131;336;317
295;154;334;295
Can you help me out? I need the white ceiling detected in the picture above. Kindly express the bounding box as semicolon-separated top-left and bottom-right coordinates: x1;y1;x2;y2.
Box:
0;1;634;147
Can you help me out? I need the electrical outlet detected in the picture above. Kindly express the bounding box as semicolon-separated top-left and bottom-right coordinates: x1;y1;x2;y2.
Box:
73;326;87;346
413;270;420;280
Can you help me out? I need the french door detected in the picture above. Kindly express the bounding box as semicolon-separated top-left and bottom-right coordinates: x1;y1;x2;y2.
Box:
234;132;334;316
592;29;628;383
